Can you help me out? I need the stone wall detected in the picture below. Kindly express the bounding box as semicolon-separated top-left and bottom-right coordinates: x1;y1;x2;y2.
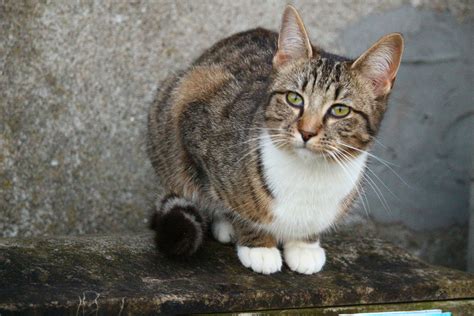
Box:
1;1;472;269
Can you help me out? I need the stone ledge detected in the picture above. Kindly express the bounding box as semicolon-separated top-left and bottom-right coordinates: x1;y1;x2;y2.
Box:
0;232;473;315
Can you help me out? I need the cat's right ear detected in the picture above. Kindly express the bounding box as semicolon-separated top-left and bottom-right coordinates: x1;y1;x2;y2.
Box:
273;5;313;68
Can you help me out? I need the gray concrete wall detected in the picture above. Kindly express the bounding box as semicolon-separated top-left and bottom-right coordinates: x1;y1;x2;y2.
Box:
1;1;472;269
468;156;474;272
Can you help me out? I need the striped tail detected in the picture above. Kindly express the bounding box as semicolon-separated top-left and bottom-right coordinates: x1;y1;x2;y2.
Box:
150;194;206;257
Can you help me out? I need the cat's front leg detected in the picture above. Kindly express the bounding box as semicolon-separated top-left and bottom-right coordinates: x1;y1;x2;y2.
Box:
235;225;282;274
283;239;326;275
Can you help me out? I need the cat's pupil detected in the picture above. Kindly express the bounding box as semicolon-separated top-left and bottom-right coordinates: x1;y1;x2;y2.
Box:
330;104;350;117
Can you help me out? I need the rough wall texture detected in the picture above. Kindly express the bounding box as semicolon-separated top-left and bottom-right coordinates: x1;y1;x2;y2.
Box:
1;1;472;269
468;158;474;272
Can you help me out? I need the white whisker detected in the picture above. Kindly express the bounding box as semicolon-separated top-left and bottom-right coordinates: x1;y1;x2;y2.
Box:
326;148;370;218
335;149;392;215
335;141;411;188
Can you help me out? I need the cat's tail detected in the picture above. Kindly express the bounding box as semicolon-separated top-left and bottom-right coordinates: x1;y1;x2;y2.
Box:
149;194;207;257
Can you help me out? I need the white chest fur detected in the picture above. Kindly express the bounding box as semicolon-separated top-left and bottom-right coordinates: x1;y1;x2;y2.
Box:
258;134;367;242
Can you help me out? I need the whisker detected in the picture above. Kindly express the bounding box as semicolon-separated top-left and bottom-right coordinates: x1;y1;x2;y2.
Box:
335;141;411;188
228;133;289;149
338;147;400;201
208;126;284;137
371;136;388;149
336;141;397;166
235;138;287;166
335;149;392;215
325;146;370;217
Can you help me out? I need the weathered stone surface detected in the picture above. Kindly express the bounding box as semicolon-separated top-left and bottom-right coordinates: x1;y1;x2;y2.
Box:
1;0;473;271
210;301;474;316
0;233;473;315
346;220;469;271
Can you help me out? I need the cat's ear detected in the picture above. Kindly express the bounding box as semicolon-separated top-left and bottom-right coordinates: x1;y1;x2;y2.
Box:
351;33;404;97
273;5;313;67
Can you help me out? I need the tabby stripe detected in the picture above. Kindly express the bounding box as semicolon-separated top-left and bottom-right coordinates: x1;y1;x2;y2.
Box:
311;64;318;91
269;90;287;98
249;89;266;120
212;171;231;203
222;88;245;118
245;159;260;212
302;77;309;92
333;62;342;82
256;146;274;198
325;80;332;92
352;109;375;136
334;86;342;100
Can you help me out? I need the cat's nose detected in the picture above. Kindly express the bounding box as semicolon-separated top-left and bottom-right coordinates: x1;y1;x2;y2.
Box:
299;129;317;142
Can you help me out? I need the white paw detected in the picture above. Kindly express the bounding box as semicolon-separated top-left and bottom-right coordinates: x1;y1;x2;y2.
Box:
237;246;282;274
284;241;326;274
211;220;235;244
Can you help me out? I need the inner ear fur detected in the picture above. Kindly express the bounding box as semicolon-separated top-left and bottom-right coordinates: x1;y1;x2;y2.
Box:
351;33;404;97
273;5;313;67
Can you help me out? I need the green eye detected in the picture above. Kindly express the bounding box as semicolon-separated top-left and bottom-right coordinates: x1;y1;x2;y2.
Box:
286;92;304;108
330;104;351;118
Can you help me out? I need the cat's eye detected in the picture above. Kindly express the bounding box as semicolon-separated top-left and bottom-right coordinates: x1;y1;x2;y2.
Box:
329;104;351;118
286;92;304;108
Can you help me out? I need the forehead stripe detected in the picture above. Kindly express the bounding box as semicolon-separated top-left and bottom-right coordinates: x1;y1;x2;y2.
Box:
352;109;375;136
333;62;342;82
302;76;309;92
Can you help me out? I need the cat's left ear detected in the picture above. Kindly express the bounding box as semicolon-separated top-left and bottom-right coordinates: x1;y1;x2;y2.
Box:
351;33;404;97
273;5;313;67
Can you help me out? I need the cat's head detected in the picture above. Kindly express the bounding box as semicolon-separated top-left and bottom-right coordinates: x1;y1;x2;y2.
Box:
264;5;403;161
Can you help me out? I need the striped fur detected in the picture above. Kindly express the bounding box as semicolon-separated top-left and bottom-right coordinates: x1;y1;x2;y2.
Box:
147;6;403;274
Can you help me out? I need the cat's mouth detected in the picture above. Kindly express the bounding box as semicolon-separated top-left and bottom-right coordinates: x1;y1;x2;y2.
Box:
266;131;331;159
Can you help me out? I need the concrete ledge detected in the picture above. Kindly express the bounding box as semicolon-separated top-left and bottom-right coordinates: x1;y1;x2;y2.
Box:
1;232;473;315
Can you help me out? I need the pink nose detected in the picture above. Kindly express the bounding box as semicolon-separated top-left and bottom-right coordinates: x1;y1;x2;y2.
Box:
299;129;317;142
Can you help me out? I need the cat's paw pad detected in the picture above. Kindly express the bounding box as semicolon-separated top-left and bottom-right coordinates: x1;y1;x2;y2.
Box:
211;220;235;244
284;241;326;274
237;246;282;274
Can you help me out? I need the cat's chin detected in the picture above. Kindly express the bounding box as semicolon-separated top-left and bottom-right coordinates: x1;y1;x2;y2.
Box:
293;147;328;162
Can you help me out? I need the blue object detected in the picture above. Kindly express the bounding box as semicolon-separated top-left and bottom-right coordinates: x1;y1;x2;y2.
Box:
339;310;451;316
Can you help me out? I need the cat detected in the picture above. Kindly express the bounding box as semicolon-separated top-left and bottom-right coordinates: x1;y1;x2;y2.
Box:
147;5;403;275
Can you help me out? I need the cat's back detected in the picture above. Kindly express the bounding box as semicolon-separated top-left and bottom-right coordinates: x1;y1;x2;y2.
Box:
193;28;278;79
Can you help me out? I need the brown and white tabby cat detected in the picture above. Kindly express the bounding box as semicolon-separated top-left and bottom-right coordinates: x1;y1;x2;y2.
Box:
147;5;403;274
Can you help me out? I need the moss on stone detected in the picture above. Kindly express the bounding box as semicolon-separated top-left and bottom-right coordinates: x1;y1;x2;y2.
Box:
0;232;472;314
